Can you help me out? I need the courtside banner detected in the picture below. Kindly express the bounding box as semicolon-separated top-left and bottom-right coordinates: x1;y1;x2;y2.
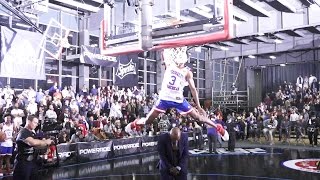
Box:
80;45;117;67
114;54;139;87
140;136;158;153
56;143;78;165
113;137;141;157
77;141;113;162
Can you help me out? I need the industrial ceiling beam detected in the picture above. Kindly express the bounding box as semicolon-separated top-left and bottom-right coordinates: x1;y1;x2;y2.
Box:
264;0;296;13
233;0;270;17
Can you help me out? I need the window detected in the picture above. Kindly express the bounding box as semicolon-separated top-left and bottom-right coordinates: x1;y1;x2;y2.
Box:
38;75;59;91
199;89;206;99
199;79;205;89
89;79;99;89
199;69;205;79
62;62;79;76
147;72;156;84
147;85;157;95
89;65;99;78
101;80;113;87
89;35;99;47
138;70;144;83
101;66;113;80
0;77;7;88
199;60;205;69
45;58;59;74
10;78;34;90
61;77;78;90
214;63;220;72
146;60;156;72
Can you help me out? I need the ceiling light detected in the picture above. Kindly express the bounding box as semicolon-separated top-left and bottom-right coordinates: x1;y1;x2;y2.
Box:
274;39;283;44
269;55;276;59
197;5;212;13
248;55;256;59
16;23;31;28
220;46;229;51
54;0;100;12
280;63;286;67
261;66;266;68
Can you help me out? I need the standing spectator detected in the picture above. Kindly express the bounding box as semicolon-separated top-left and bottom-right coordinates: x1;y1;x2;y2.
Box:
290;110;299;133
207;117;218;154
193;122;203;150
0;114;16;174
11;103;25;128
26;99;37;116
90;84;98;97
35;88;44;104
279;116;290;143
296;75;303;89
158;115;170;134
309;74;317;87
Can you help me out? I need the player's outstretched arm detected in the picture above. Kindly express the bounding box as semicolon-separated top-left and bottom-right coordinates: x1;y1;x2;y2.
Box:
186;71;204;114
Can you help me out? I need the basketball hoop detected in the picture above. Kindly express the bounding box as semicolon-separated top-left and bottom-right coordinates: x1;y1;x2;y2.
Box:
61;38;70;48
162;46;188;65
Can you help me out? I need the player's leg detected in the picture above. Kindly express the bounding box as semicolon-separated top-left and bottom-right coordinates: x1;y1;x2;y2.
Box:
144;108;162;125
137;99;167;125
178;99;229;141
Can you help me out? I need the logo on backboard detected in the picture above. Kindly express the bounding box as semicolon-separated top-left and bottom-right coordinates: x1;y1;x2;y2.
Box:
283;159;320;173
116;59;136;79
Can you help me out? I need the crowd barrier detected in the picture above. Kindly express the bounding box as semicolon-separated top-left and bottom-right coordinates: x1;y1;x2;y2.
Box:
56;135;159;165
55;132;201;165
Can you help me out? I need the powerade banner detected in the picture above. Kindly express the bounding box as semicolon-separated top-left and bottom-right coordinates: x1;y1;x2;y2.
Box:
114;54;139;87
140;136;158;153
0;26;45;79
80;45;118;67
56;143;77;165
77;141;112;162
113;137;141;157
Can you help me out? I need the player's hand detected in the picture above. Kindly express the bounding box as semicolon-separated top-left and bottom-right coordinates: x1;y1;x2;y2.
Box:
45;139;54;146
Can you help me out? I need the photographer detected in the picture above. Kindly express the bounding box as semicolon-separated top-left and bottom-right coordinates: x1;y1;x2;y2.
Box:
13;115;53;180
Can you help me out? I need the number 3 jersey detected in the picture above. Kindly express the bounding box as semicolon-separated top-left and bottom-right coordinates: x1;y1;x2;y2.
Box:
159;65;188;103
1;123;14;147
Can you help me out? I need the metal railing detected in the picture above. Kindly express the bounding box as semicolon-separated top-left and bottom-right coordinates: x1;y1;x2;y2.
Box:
212;90;248;111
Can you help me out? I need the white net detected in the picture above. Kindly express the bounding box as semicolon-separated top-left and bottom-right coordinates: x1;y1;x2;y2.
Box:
162;46;188;65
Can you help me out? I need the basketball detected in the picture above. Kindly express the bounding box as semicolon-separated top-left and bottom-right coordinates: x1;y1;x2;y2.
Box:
0;131;6;142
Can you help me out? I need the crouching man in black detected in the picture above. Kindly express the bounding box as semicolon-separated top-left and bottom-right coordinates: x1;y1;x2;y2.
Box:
13;115;54;180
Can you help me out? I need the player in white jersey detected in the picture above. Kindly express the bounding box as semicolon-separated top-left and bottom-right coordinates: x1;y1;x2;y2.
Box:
0;114;17;174
137;47;229;141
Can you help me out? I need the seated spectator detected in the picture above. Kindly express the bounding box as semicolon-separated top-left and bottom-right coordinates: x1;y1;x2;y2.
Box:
103;118;115;139
45;105;57;122
263;116;278;145
158;115;170;134
70;128;85;143
84;129;100;142
58;130;69;144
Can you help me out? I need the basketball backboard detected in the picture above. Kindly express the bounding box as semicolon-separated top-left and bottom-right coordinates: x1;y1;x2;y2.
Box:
101;0;233;56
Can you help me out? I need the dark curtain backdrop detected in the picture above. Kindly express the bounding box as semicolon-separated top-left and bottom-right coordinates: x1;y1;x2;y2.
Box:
261;62;319;96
